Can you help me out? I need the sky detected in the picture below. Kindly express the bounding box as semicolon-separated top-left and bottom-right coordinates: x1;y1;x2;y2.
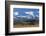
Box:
13;8;39;19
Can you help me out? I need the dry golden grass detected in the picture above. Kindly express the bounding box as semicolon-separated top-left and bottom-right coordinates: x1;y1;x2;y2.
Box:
14;23;39;28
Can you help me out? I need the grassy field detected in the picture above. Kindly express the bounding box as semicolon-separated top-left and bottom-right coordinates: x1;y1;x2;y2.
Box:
14;22;39;28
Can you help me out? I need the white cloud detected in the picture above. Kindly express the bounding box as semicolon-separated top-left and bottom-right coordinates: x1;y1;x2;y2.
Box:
14;12;19;15
25;11;34;16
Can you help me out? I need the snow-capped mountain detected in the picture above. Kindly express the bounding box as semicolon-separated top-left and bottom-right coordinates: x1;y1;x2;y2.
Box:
13;15;39;22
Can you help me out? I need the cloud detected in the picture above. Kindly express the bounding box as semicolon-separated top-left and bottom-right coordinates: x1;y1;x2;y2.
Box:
14;12;19;16
25;11;34;16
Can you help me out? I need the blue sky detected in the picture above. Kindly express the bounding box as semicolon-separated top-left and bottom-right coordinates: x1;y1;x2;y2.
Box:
13;8;39;18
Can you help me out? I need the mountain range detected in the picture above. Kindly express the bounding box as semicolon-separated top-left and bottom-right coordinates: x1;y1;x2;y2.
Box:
13;15;39;22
